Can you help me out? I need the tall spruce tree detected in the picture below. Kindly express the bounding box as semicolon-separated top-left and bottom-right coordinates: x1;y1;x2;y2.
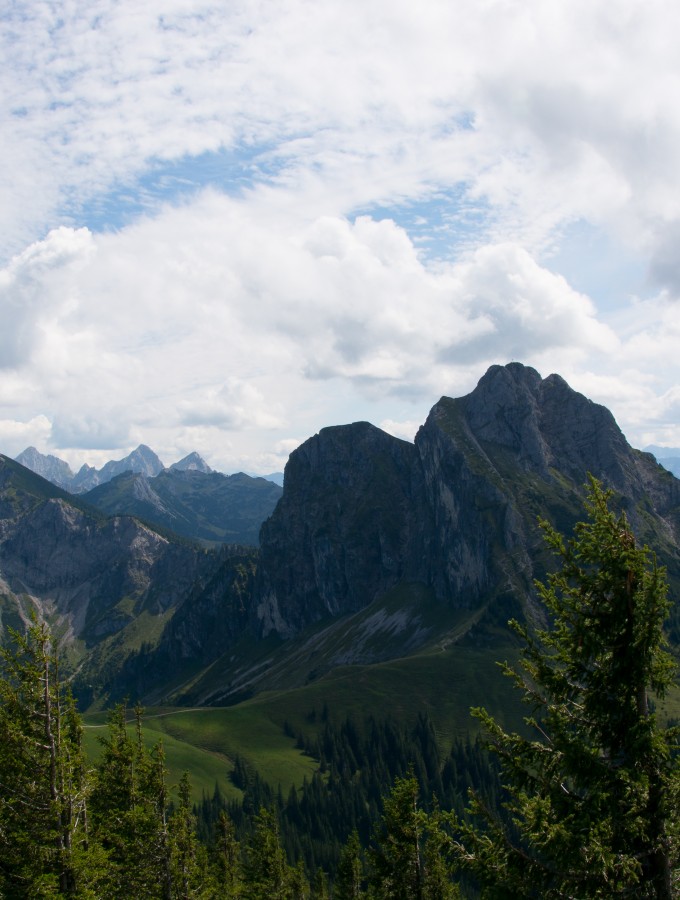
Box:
369;773;459;899
168;771;211;899
455;476;680;898
243;806;307;899
89;704;175;897
0;620;90;897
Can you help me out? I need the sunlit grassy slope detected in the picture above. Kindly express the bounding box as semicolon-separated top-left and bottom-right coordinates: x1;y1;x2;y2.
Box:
83;638;526;804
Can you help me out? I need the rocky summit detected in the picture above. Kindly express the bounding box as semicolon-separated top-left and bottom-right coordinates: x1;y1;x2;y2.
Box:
253;362;680;643
1;363;679;708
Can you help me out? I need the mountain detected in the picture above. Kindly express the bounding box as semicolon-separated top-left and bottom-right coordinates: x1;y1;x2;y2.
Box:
251;363;680;642
107;363;680;707
14;444;165;493
15;446;75;490
0;453;257;706
3;363;680;712
71;444;164;492
170;451;212;473
645;444;680;478
262;472;284;486
83;468;282;545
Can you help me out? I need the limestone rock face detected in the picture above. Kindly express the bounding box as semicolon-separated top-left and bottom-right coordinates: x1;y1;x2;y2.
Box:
253;363;680;639
4;362;680;707
170;452;212;473
254;422;416;636
15;447;75;490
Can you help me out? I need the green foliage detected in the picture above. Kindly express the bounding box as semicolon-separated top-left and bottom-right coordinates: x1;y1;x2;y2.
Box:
88;704;176;897
168;772;211;899
368;773;459;899
0;620;89;897
212;810;243;897
243;806;309;899
334;830;365;900
455;476;680;897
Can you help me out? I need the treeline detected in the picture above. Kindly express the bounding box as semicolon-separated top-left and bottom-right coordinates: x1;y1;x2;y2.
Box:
195;708;505;883
0;619;494;897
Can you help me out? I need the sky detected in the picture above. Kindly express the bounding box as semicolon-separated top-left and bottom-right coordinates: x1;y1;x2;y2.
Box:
2;0;680;475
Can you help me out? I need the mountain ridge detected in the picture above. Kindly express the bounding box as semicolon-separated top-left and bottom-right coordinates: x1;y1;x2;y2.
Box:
2;362;680;710
15;445;218;493
83;468;282;546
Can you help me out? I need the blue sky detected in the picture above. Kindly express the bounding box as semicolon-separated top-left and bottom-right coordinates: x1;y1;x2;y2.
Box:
2;0;680;474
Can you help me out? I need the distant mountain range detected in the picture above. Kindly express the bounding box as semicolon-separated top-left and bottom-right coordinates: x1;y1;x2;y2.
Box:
644;444;680;478
12;445;284;544
1;363;679;714
14;444;285;492
12;444;282;546
15;443;167;492
84;468;282;545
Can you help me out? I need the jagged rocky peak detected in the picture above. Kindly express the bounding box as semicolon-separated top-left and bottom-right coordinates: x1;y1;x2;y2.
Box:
101;444;164;479
14;447;74;490
255;362;680;643
170;451;212;473
75;444;165;492
431;362;635;490
459;363;546;460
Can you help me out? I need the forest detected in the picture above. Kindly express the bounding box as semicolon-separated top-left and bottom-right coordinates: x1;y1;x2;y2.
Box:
0;479;678;898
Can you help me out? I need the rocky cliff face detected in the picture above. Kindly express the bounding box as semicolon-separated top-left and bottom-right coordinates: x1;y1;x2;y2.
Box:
0;456;228;663
15;447;74;490
253;363;680;642
254;422;416;636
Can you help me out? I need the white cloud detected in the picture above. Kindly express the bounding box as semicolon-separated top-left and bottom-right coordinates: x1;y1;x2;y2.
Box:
379;419;419;442
3;0;680;468
0;415;52;458
0;197;636;469
4;0;680;262
0;227;94;368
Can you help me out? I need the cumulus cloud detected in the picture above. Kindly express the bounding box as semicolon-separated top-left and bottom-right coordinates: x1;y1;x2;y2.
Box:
0;227;94;368
178;379;285;430
4;0;680;466
379;419;420;442
0;415;52;458
0;195;639;468
4;0;680;262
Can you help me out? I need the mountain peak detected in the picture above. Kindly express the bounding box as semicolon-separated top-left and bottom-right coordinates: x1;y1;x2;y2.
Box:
448;362;633;489
15;447;74;490
170;452;212;473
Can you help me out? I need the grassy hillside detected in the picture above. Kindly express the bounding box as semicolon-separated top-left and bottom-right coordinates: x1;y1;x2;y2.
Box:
82;633;527;804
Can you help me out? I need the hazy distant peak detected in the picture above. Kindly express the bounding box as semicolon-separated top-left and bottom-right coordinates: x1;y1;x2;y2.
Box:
15;447;74;489
99;445;164;481
170;452;212;473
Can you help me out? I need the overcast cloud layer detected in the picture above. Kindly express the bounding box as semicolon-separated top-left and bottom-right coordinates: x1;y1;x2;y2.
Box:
2;0;680;473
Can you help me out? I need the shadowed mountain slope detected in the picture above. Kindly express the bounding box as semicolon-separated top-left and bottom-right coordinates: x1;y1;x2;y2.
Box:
84;469;282;545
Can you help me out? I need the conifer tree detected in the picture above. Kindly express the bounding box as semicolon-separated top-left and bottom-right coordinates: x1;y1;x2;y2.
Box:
455;476;680;898
334;829;365;899
89;704;175;897
168;771;211;899
213;810;243;896
243;806;306;899
369;773;458;899
0;620;90;897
